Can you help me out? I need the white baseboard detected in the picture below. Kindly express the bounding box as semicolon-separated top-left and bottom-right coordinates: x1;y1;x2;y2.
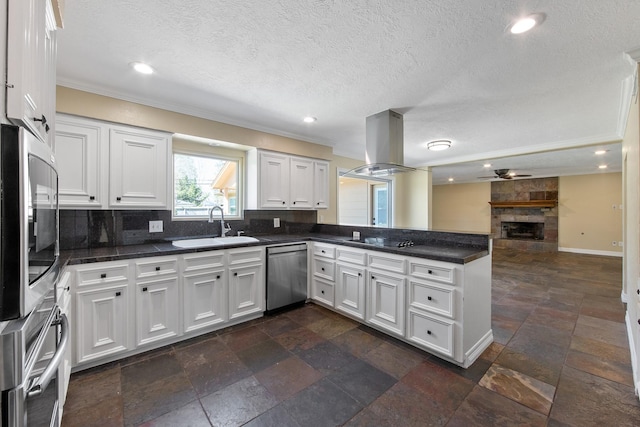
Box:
558;247;623;257
625;311;640;399
464;329;494;368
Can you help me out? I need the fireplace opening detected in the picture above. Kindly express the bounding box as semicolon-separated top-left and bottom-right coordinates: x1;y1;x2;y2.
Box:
501;222;544;240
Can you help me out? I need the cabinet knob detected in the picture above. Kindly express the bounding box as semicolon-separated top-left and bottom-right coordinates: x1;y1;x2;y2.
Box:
33;114;47;125
293;201;296;205
321;250;325;253
317;202;320;205
155;266;161;271
427;296;432;301
282;201;286;205
427;330;432;335
637;289;639;295
100;273;107;279
64;286;70;292
89;196;95;201
358;273;362;277
115;291;121;297
321;267;325;271
216;275;221;279
321;290;325;294
142;287;148;292
371;275;375;279
116;197;122;201
428;270;433;274
234;272;238;276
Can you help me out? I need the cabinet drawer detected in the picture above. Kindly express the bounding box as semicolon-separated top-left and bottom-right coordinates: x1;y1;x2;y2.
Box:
228;248;264;266
312;278;334;307
408;260;455;284
336;248;367;266
407;309;454;358
183;251;225;272
76;263;129;286
313;244;336;259
368;253;406;274
134;257;178;279
313;258;335;281
408;280;454;319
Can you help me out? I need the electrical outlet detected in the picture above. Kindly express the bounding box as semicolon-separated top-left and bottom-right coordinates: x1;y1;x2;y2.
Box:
612;241;617;246
619;241;624;247
274;218;280;228
353;231;361;240
149;220;163;233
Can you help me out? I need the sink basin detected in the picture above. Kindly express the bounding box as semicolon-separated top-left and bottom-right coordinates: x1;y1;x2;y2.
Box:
172;236;259;248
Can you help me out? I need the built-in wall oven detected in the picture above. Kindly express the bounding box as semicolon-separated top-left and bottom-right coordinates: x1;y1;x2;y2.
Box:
0;124;60;321
0;124;66;426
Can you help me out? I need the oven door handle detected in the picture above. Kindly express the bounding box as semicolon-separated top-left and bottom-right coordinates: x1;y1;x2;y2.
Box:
26;313;69;398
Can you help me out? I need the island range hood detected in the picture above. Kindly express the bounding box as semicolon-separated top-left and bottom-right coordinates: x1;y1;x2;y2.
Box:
346;109;416;177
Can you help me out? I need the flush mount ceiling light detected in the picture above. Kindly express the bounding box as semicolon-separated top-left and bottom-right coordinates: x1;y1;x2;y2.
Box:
303;116;317;123
448;177;454;182
599;165;608;169
130;62;154;75
483;163;492;168
594;150;608;155
427;140;451;151
508;13;546;34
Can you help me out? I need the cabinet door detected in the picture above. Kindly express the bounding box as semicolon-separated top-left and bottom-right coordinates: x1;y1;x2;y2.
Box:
336;263;366;320
76;284;129;364
136;277;180;346
229;263;264;321
313;161;329;209
183;270;227;333
109;127;169;208
259;152;289;208
6;0;56;144
367;271;405;336
290;157;314;208
55;117;104;208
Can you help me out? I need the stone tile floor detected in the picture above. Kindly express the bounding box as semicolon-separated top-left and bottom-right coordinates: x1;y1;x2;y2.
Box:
61;249;640;426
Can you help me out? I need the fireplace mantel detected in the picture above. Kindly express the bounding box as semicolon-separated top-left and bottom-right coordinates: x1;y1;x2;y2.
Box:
489;200;556;208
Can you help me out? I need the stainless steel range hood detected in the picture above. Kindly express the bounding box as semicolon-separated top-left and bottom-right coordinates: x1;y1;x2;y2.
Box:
346;109;416;177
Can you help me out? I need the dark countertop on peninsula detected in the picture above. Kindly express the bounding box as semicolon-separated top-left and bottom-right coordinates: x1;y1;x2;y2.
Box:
61;232;490;266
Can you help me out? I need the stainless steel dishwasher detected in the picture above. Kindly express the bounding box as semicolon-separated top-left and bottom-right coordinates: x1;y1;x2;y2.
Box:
266;243;308;313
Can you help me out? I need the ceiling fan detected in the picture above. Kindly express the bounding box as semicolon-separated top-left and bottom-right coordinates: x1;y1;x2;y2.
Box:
477;169;533;180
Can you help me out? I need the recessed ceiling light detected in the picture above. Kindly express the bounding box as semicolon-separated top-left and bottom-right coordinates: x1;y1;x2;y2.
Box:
427;140;451;151
303;116;317;123
130;62;154;75
508;13;546;34
448;177;454;182
508;171;517;176
595;150;607;155
599;165;608;169
483;163;492;168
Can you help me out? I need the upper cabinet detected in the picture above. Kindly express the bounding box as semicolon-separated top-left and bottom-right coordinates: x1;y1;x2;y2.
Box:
55;114;172;209
247;149;330;210
6;0;58;147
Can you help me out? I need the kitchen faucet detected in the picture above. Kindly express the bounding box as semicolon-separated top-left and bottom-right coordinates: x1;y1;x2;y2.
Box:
208;204;230;237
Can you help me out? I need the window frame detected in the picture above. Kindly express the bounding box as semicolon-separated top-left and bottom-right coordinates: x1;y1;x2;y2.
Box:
171;148;244;221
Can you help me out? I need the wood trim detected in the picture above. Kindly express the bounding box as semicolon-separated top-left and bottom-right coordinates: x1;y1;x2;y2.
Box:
489;200;556;208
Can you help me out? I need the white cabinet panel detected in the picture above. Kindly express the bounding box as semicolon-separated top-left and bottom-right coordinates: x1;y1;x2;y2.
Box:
313;161;329;209
408;279;455;319
136;276;180;346
290;157;314;208
229;263;264;320
76;284;129;364
183;270;227;333
367;271;405;337
110;127;169;208
336;263;366;320
259;151;289;208
407;309;454;358
312;277;335;307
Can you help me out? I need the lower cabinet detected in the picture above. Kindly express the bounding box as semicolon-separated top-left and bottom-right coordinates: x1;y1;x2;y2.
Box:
366;271;405;337
183;269;227;333
229;263;264;321
136;276;180;347
335;263;366;320
75;283;130;364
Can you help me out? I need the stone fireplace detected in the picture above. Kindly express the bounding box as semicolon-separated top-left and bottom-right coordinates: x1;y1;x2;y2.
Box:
491;178;558;252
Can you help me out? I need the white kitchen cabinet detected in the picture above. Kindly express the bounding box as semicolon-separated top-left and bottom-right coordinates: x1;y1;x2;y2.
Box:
247;149;330;210
311;242;337;307
367;271;405;337
183;269;227;333
258;151;290;208
228;263;264;321
6;0;57;146
313;161;330;209
54;114;172;209
335;263;366;320
109;126;170;208
75;283;130;364
136;276;180;347
55;115;106;208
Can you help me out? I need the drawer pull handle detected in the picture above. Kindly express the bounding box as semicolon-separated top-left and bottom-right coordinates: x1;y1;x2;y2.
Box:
321;250;325;253
427;296;432;301
115;291;121;297
89;195;95;201
155;266;161;271
116;197;122;201
142;287;148;292
100;273;107;279
427;330;432;335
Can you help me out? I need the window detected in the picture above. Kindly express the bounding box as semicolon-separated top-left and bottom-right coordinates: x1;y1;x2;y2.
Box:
337;170;392;227
173;151;242;219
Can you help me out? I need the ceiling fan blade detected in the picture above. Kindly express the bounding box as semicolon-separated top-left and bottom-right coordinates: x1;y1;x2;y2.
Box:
512;174;532;177
476;176;498;179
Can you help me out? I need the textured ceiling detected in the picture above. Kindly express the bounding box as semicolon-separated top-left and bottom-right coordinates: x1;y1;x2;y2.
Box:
56;1;640;182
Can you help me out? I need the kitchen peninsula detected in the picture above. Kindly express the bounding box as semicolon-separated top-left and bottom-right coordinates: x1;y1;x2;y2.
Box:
61;220;492;371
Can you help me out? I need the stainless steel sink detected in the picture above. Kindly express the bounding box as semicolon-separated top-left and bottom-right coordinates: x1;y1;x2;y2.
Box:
172;236;259;248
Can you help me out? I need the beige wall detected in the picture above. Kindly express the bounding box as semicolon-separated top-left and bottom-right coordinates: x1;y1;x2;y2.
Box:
431;182;491;233
393;169;431;229
558;173;623;254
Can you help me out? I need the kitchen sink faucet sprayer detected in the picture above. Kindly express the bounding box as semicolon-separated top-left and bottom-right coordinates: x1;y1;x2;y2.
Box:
208;204;231;237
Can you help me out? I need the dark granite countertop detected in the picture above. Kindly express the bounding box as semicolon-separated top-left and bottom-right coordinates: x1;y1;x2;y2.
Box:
61;231;489;266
